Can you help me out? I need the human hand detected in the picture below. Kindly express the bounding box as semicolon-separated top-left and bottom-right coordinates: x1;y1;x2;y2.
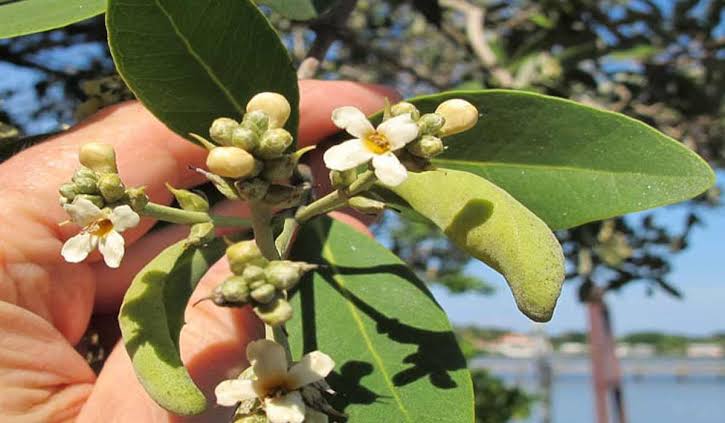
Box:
0;80;396;422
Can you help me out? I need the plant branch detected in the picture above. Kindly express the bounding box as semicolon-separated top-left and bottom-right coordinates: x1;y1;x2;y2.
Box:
297;0;358;79
249;201;281;260
294;169;377;223
141;202;250;227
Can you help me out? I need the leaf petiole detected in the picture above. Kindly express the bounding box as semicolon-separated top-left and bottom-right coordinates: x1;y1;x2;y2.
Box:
141;202;250;227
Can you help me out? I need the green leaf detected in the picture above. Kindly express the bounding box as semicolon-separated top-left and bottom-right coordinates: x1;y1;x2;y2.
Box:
402;90;715;229
118;238;227;415
288;218;474;422
389;169;565;322
107;0;299;144
259;0;337;20
0;0;105;39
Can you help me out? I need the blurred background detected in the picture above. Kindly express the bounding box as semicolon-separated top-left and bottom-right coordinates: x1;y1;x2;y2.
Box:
1;1;723;421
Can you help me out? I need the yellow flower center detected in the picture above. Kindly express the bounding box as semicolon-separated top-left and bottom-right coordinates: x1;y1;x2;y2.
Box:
364;132;390;154
88;219;114;237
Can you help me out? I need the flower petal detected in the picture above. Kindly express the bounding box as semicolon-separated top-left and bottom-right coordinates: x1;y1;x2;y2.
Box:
246;339;288;384
376;114;419;150
61;233;94;263
331;106;375;139
64;197;103;227
305;409;329;423
264;391;306;423
110;205;140;232
214;379;257;407
286;351;335;390
323;139;374;171
98;230;125;268
372;153;408;186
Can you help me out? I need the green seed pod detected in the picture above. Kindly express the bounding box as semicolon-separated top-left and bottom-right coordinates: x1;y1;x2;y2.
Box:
98;173;126;203
185;222;215;247
206;147;256;179
79;142;118;173
256;128;293;159
241;110;269;135
242;265;266;282
209;117;239;145
390;101;421;120
260;155;295;181
126;187;149;212
254;296;293;326
329;168;357;189
226;240;268;274
348;196;386;215
59;182;78;201
235;178;270;201
250;283;276;304
75;194;105;209
165;183;209;212
407;135;445;159
417;113;446;135
230;126;258;152
262;184;307;208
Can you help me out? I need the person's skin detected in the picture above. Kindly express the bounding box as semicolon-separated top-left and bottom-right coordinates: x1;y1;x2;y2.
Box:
0;80;397;422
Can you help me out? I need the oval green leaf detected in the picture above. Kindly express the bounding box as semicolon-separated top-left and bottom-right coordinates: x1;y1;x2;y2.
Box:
288;218;474;422
390;169;565;322
118;237;227;415
402;90;715;230
0;0;105;39
259;0;338;20
107;0;299;144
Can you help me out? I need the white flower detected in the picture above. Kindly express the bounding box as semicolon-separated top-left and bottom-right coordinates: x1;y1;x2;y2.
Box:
60;198;140;268
323;106;419;186
215;339;335;423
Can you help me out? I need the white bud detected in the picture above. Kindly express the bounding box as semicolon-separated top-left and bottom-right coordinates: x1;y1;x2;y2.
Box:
246;92;291;129
79;142;117;173
206;147;256;179
435;99;479;137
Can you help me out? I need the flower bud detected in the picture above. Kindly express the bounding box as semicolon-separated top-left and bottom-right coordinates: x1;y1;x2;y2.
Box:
226;240;268;274
209;117;239;145
79;142;118;173
417;113;446;135
348;196;386;215
73;177;99;195
390;101;421;120
246;92;291;129
126;187;149;212
166;183;209;212
59;183;78;201
248;278;267;290
265;260;317;290
254;296;293;326
98;173;126;203
260;155;295;181
251;283;276;304
242;265;266;282
206;147;256;179
213;275;250;306
407;135;444;158
75;194;105;209
230;126;258;152
241;110;269;135
329;169;357;189
185;222;215;247
73;167;97;182
435;99;479;136
236;178;270;201
256;128;293;159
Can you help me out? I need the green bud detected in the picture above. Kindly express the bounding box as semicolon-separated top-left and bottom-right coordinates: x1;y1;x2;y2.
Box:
185;222;215;247
73;177;99;195
126;187;149;212
348;196;386;215
262;184;307;208
241;110;269;135
391;101;421;120
97;173;126;203
256;128;293;159
251;283;276;304
209;117;239;145
254;296;293;326
226;240;268;274
265;260;317;290
242;265;266;282
417;113;446;135
59;183;78;201
261;155;295;181
233;412;268;423
222;276;250;303
75;194;105;209
230;126;258;152
79;143;118;173
165;183;209;212
246;92;291;129
235;178;270;201
248;279;267;290
407;135;445;159
329;169;357;189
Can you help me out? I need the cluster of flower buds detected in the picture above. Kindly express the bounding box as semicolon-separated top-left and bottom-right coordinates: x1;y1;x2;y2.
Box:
211;240;316;326
200;92;311;207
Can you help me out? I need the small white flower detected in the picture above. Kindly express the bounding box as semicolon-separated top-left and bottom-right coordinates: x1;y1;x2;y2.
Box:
323;106;419;186
215;339;335;423
61;198;140;268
